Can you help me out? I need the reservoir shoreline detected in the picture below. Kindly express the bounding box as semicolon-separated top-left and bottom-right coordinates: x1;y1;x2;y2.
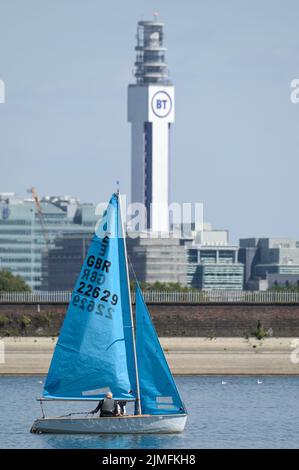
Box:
1;337;299;375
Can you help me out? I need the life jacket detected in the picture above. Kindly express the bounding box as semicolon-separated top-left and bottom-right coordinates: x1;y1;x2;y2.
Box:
101;397;116;415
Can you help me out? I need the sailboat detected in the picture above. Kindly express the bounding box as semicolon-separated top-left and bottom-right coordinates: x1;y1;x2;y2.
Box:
31;192;187;434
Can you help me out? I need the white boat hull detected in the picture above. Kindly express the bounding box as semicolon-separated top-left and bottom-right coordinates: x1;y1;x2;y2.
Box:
31;414;187;434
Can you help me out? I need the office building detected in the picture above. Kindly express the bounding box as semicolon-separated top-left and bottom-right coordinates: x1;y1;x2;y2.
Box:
239;238;299;290
0;193;98;290
187;229;244;290
41;232;92;290
126;233;188;285
126;226;243;290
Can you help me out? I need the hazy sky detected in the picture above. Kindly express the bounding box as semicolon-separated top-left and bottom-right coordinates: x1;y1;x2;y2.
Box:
0;0;298;242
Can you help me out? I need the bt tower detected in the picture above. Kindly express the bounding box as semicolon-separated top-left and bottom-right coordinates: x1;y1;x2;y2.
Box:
128;18;174;233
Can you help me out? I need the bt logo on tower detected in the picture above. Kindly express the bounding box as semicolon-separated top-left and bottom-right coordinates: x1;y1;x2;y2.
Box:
151;90;172;118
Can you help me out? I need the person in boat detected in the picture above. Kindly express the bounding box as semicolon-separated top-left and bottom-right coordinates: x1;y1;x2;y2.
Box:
118;400;127;415
90;392;120;417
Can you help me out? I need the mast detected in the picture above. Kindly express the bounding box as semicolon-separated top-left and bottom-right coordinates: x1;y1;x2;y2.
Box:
118;191;142;415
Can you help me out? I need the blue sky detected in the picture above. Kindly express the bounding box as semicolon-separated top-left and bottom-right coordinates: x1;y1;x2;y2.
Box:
0;0;298;241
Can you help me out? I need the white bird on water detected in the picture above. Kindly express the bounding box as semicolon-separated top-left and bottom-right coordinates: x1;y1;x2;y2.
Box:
38;380;43;384
257;379;263;385
221;380;227;385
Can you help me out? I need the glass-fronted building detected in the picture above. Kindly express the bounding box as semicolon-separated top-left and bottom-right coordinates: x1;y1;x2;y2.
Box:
187;245;244;290
126;227;244;290
41;232;93;291
0;193;99;290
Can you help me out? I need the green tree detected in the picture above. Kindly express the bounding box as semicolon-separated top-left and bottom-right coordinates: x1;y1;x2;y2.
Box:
269;284;299;292
0;270;31;292
251;320;268;340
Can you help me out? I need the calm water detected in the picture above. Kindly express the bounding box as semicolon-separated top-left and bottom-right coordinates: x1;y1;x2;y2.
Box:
0;376;299;449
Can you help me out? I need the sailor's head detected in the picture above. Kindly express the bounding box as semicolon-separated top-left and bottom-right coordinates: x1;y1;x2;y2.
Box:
106;392;113;399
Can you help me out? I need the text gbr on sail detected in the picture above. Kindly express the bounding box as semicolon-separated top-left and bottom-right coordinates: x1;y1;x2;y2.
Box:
86;256;111;273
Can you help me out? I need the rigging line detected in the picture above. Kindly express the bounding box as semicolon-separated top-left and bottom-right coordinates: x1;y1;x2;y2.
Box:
127;250;139;286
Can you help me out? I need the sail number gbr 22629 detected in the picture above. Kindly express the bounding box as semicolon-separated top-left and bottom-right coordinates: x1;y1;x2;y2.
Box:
73;282;118;320
76;281;118;305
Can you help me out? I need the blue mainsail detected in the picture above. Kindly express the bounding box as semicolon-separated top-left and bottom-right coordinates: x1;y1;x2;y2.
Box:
135;285;186;415
43;193;137;400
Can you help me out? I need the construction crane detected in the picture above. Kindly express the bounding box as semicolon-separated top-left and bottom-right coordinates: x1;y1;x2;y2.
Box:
27;187;50;249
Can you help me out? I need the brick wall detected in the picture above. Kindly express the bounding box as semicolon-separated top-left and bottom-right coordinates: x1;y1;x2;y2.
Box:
148;304;299;337
0;303;299;337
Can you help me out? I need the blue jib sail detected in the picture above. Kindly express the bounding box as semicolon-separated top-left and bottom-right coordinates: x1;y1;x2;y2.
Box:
135;285;186;415
43;193;136;400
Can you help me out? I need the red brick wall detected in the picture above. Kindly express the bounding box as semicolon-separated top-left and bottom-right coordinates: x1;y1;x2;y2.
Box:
148;304;299;337
0;303;299;337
